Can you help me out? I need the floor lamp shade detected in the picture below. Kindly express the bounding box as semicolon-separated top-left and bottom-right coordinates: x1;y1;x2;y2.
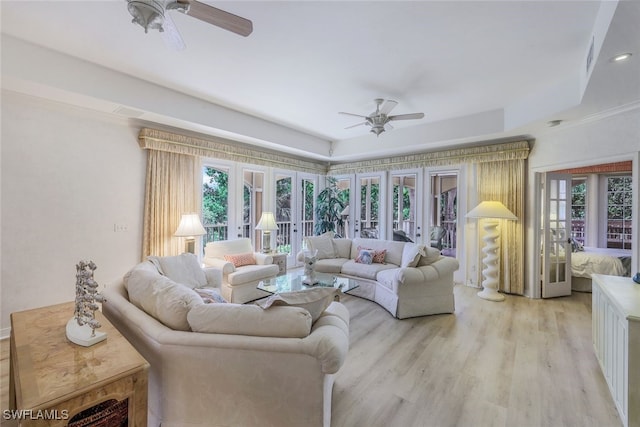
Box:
174;213;206;254
466;201;517;301
256;212;278;253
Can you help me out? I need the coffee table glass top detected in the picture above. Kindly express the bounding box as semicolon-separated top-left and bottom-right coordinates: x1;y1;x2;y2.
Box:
257;272;359;294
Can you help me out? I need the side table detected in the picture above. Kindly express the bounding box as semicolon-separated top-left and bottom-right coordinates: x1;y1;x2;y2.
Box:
9;301;149;426
271;253;287;276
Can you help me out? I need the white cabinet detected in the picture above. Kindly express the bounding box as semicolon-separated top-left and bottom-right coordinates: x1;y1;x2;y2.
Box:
592;274;640;427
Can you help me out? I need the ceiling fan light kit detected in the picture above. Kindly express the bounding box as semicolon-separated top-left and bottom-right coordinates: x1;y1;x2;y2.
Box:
339;98;425;137
127;0;187;33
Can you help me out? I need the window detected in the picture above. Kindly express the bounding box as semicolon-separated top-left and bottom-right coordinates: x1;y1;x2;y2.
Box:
606;175;632;249
571;178;586;244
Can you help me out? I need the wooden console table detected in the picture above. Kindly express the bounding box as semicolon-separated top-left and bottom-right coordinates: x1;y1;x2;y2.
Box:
9;301;149;426
592;274;640;427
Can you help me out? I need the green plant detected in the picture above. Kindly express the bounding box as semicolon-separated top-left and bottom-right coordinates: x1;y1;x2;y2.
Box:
314;177;345;235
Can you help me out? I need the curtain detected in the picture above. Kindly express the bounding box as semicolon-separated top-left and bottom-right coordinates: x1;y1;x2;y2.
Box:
477;159;525;295
142;150;199;258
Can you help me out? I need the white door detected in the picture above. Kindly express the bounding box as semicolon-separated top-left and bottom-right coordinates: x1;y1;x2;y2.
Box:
540;172;572;298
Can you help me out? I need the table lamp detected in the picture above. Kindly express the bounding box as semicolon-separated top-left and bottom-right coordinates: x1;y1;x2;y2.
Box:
174;213;206;254
256;212;278;253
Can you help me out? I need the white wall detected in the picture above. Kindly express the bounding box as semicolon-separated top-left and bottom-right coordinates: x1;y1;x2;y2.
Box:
0;92;146;337
525;105;640;297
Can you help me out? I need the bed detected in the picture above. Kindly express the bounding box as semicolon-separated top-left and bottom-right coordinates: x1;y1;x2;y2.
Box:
571;246;632;292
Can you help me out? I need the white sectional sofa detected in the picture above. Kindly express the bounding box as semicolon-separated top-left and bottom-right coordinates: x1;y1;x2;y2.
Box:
102;253;349;427
299;235;460;319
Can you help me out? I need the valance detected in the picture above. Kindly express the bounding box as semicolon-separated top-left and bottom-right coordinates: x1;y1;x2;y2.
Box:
138;128;327;175
328;140;530;175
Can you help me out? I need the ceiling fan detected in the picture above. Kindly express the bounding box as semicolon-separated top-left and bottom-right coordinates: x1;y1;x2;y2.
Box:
339;98;425;136
126;0;253;50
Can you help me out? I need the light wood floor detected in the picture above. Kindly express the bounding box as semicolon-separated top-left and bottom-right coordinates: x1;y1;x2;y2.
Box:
1;285;621;427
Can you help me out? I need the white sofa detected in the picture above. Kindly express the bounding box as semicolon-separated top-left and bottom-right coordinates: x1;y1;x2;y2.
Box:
298;236;460;319
202;238;279;303
102;254;350;427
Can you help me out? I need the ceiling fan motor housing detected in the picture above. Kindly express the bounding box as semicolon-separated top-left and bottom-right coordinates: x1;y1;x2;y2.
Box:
127;0;187;33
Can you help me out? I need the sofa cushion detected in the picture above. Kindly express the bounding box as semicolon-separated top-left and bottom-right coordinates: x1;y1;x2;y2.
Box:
224;252;256;267
305;235;336;259
227;264;279;285
341;259;397;280
417;246;442;266
124;263;202;331
315;258;349;274
401;243;427;268
188;303;312;338
257;287;340;322
333;238;352;259
148;253;207;288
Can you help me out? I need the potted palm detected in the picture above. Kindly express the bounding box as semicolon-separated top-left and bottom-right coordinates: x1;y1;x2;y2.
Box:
314;177;346;236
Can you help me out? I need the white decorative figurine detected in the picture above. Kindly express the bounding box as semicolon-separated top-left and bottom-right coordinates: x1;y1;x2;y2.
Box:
66;260;107;346
302;249;319;285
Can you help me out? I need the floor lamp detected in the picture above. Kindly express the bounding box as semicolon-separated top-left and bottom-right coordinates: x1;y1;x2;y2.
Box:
466;201;517;301
174;213;206;254
256;212;278;253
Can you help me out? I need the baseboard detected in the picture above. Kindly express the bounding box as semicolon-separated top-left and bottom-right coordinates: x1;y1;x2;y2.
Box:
1;327;11;340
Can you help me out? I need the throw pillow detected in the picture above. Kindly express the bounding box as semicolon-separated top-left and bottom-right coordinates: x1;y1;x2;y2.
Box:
356;245;386;264
401;243;427;267
223;252;256;267
194;287;228;304
305;235;336;259
257;287;339;322
148;253;207;289
355;249;373;264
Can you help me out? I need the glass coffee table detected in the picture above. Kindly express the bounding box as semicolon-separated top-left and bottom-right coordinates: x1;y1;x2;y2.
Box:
257;272;359;295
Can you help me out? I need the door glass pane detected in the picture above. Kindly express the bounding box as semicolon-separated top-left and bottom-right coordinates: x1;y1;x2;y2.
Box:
202;166;229;244
243;170;264;246
359;177;380;239
607;175;633;249
335;179;351;238
301;178;315;239
392;174;417;242
275;175;292;254
430;173;458;257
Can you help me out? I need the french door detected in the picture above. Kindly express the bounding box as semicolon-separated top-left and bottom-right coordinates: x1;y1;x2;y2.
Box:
539;172;572;298
274;171;317;266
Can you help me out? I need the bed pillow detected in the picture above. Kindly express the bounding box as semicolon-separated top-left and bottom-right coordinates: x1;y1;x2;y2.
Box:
224;252;256;267
570;238;584;253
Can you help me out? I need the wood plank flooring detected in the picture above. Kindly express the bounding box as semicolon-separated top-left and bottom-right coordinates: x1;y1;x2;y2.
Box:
0;285;621;427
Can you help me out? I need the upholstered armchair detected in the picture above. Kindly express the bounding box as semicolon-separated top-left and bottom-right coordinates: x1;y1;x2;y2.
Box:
203;238;279;303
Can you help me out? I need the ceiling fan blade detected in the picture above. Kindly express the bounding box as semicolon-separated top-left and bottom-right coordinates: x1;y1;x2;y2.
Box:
178;0;253;37
345;121;368;129
161;12;186;51
339;112;368;118
389;113;425;121
379;100;398;115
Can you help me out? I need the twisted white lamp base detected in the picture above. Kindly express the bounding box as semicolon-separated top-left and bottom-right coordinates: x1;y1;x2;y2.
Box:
477;219;505;302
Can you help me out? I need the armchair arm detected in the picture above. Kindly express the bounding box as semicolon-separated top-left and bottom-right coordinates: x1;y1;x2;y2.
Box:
203;257;235;274
254;253;273;265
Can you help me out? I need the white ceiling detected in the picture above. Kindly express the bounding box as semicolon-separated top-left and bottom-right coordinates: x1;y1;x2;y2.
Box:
1;1;639;162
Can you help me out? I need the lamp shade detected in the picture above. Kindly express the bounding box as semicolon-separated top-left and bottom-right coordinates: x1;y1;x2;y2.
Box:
174;213;206;237
466;201;517;220
256;212;278;231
